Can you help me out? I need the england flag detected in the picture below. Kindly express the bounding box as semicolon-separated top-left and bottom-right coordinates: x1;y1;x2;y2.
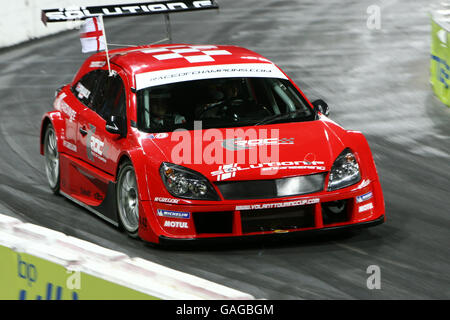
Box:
80;17;106;53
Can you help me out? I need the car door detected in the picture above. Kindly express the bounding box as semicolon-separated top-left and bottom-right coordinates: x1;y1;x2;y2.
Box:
60;70;103;199
75;68;128;205
77;69;127;173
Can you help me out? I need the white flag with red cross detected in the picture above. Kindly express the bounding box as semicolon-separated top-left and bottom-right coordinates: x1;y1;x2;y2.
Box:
79;17;106;53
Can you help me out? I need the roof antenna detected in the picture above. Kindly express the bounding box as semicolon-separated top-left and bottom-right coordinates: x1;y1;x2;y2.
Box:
165;14;172;44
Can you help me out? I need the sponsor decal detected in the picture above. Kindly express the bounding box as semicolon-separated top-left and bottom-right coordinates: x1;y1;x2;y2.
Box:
157;209;190;219
163;220;189;229
222;138;294;151
356;191;373;203
89;61;106;68
135;63;287;90
236;198;320;211
43;1;218;23
154;197;180;204
212;161;326;181
147;133;169;139
358;202;374;213
86;125;109;163
63;140;77;152
55;93;77;122
75;83;91;100
60;103;77;122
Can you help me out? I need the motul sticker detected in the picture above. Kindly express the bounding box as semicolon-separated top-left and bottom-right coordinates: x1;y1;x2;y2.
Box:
358;202;374;213
163;220;189;229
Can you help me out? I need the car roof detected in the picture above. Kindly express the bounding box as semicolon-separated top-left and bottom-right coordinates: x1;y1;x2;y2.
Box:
89;44;274;76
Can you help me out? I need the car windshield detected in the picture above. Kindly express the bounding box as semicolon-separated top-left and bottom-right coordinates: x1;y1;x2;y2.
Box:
136;77;315;133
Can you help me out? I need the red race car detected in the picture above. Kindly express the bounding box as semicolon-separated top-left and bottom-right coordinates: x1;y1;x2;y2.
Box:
40;42;385;244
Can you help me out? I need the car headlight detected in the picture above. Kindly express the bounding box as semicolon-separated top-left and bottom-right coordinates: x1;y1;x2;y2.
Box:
327;148;361;191
160;163;220;200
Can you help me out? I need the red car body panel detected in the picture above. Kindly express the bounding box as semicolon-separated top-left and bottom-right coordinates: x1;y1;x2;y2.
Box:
40;44;385;244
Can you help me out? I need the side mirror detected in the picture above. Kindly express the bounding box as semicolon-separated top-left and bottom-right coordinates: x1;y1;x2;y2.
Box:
106;115;126;138
312;99;330;117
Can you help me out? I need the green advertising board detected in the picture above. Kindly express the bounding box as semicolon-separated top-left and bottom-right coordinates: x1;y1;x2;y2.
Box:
431;16;450;107
0;245;159;300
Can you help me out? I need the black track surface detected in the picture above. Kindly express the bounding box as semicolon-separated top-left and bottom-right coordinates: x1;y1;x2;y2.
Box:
0;0;449;299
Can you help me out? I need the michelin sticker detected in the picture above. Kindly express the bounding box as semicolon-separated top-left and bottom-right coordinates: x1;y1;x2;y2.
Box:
356;191;373;203
157;209;190;219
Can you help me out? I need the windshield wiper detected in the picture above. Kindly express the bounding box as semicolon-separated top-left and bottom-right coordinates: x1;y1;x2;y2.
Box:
255;110;310;126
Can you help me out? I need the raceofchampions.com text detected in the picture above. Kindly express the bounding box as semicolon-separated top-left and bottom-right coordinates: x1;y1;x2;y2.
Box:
176;304;274;318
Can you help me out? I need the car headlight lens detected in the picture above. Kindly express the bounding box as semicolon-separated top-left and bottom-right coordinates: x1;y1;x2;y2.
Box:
160;163;220;200
327;149;361;191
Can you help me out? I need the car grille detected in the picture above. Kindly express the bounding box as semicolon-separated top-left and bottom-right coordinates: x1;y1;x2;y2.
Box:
193;211;234;234
215;173;326;200
241;205;315;233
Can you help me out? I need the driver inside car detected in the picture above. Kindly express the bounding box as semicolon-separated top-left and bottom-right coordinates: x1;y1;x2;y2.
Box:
196;80;243;118
150;92;186;127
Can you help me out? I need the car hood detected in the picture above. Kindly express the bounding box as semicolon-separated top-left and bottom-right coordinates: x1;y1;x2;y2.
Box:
140;119;347;182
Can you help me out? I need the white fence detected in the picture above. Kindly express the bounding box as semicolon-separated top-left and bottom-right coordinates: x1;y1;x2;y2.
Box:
0;213;254;300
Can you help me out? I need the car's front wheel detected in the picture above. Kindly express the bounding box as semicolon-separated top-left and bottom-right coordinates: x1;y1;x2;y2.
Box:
116;161;140;238
44;124;60;194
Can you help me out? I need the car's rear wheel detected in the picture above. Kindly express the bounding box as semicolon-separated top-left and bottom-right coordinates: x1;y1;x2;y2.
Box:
44;124;60;194
117;161;139;238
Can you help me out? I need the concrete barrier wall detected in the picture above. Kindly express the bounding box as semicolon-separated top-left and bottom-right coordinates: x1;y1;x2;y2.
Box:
0;214;254;300
0;0;136;48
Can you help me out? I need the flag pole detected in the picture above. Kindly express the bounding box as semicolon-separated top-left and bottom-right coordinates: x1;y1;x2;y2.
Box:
98;15;112;76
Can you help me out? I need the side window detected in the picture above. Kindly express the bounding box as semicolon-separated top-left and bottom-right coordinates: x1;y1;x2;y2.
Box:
72;70;103;108
95;73;126;121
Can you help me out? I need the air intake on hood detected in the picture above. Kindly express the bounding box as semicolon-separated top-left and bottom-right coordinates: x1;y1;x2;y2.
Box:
216;173;326;200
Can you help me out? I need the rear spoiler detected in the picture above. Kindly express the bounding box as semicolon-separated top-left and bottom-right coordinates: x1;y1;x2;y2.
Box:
41;0;219;25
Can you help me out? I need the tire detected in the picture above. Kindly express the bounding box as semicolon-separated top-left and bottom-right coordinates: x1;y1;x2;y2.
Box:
43;124;60;194
116;161;140;238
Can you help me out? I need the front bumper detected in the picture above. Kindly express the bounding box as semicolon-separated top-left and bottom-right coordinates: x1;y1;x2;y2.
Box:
139;178;385;244
158;215;385;245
